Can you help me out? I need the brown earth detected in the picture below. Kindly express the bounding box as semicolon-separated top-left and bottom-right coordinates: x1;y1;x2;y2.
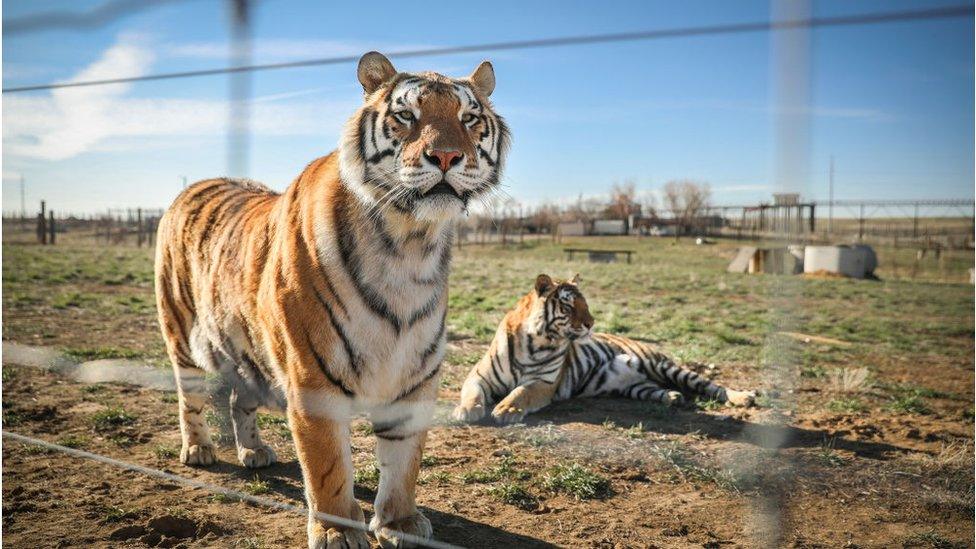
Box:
2;353;972;548
2;238;973;548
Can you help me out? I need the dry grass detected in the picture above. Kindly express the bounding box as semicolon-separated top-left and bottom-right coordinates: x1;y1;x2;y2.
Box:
827;367;873;393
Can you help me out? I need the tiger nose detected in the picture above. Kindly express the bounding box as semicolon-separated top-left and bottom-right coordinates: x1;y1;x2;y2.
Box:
424;149;463;172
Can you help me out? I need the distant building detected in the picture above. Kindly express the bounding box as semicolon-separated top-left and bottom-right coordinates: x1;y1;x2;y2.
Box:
592;219;627;235
557;221;586;237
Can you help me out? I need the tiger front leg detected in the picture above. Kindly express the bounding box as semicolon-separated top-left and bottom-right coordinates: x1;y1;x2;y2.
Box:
369;395;436;547
451;372;491;423
288;396;368;549
491;380;558;424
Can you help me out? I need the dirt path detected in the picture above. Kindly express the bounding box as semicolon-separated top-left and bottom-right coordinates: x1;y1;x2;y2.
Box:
3;342;972;548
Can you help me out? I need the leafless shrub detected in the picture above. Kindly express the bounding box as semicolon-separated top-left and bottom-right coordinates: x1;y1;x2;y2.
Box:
662;180;711;235
827;367;872;393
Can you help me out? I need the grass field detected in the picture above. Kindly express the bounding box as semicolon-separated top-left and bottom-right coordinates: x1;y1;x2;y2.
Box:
2;235;974;547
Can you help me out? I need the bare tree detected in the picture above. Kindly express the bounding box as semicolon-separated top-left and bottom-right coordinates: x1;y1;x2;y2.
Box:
607;180;639;220
529;202;561;233
637;190;658;219
662;180;711;236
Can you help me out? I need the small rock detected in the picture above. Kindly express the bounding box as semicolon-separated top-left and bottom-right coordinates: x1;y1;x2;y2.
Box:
491;448;512;457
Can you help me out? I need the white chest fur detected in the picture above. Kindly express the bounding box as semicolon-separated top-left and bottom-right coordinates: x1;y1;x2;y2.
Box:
313;214;450;405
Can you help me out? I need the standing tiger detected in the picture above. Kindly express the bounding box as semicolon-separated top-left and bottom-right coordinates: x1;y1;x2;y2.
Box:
452;274;755;424
154;52;509;548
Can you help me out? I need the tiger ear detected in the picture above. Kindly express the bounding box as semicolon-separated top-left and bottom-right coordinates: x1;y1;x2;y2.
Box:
570;273;581;286
468;61;495;97
535;274;553;295
358;52;397;95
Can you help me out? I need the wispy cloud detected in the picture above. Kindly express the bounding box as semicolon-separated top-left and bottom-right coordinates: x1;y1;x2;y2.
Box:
167;38;434;62
3;34;154;160
3;35;358;161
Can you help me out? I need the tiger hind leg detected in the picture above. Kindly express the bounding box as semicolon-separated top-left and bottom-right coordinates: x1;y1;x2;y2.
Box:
230;386;277;469
634;354;756;407
604;356;683;405
618;380;684;406
173;361;218;466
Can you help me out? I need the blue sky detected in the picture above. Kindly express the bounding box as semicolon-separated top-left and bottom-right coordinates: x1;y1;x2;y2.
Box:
2;0;973;215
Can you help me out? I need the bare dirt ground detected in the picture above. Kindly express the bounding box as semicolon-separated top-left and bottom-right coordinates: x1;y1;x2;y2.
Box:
2;237;973;548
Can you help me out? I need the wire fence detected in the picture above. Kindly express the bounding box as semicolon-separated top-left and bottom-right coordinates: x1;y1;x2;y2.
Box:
2;2;973;547
1;431;462;549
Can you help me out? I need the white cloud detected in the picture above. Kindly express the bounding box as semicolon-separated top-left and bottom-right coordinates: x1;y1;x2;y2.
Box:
167;38;433;62
3;36;359;161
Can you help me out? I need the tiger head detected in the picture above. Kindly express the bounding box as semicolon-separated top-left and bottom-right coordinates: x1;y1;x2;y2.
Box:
339;51;510;223
509;274;595;342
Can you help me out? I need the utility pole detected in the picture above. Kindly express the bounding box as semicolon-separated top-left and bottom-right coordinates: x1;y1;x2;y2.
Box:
20;176;26;219
827;155;834;236
181;175;188;189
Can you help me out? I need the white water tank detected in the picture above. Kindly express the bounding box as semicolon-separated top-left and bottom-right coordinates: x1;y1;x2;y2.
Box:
803;245;877;279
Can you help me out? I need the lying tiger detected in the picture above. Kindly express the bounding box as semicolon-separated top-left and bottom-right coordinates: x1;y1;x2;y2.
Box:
452;274;756;424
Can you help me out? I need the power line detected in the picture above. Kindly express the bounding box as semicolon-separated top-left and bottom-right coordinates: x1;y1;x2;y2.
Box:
3;0;203;35
3;4;971;94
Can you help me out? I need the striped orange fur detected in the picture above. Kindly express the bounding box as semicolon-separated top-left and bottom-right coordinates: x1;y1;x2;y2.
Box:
453;274;756;424
154;52;509;548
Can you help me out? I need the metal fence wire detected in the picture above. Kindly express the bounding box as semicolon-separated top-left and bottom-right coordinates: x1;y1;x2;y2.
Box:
2;1;974;547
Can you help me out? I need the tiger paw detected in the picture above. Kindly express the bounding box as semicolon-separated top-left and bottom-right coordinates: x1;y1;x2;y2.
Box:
371;512;432;549
238;444;277;469
491;402;527;424
664;391;684;406
308;525;370;549
180;443;217;467
726;390;756;407
451;404;485;423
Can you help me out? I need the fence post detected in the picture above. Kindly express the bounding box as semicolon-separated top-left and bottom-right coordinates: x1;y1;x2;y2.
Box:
48;211;56;245
37;200;47;245
912;203;919;239
858;203;865;242
137;208;144;247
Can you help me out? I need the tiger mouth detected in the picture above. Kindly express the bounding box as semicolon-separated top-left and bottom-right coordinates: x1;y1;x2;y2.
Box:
423;181;462;201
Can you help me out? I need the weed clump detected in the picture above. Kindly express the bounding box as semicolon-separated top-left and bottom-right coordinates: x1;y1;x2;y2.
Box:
542;463;611;500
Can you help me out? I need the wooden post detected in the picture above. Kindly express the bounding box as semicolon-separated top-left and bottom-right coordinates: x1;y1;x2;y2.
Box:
37;201;47;244
858;203;865;242
48;211;55;244
137;208;144;247
912;203;919;239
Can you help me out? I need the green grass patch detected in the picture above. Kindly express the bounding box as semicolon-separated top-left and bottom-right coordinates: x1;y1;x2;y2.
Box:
91;406;136;431
488;482;538;510
57;435;90;449
354;462;381;489
243;477;271;495
542;463;611;500
888;394;931;415
257;413;291;438
418;471;452;486
66;346;142;361
903;529;967;549
152;444;179;459
827;398;866;414
460;456;530;484
650;441;744;492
